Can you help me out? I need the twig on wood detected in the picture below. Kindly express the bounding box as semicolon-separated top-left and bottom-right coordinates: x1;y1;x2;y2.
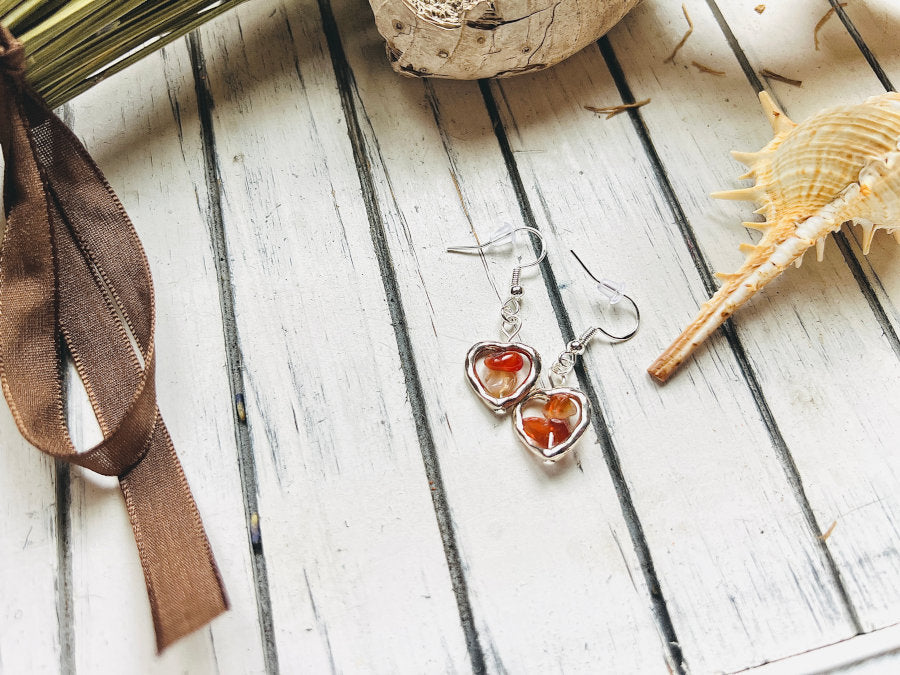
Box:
814;3;847;50
664;4;693;64
691;61;725;76
585;98;651;120
820;520;837;541
760;68;803;87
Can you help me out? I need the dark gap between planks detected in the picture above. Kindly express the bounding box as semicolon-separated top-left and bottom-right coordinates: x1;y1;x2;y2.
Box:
315;1;488;672
605;5;865;631
187;32;280;674
55;105;76;675
478;79;687;675
54;459;74;675
828;0;895;91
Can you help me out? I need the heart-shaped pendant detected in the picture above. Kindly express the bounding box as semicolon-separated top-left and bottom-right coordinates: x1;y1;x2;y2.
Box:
465;342;541;414
513;388;590;462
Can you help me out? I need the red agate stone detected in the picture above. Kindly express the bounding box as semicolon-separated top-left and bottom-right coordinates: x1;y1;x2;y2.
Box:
521;417;571;449
484;350;525;372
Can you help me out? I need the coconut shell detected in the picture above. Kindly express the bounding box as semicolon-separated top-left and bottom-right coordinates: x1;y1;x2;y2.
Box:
368;0;641;79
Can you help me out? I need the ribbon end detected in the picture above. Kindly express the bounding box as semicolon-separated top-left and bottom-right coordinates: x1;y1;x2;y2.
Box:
155;595;229;653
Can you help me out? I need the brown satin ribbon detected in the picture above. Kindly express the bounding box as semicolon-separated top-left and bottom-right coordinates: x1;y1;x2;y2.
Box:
0;26;228;650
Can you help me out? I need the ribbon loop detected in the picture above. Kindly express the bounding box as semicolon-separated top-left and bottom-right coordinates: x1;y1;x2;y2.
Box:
0;24;228;650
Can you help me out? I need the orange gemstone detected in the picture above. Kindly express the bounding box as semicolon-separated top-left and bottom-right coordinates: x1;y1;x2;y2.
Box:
484;350;525;372
480;369;518;398
521;417;571;449
544;393;578;419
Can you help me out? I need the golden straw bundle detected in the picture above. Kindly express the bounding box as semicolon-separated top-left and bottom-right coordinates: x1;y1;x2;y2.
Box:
0;0;249;107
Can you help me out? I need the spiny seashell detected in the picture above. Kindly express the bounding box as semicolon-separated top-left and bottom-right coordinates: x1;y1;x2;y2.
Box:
648;91;900;382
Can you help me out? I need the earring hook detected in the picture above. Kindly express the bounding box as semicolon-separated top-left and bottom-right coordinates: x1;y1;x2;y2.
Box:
547;251;640;386
570;250;640;342
447;225;547;271
448;225;547;342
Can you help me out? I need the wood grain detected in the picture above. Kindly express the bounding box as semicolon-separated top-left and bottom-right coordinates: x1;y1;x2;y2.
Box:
744;622;900;675
194;1;475;670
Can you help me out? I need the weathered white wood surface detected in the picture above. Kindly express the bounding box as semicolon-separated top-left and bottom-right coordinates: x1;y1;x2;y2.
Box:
489;15;858;672
3;0;900;673
743;622;900;675
601;1;900;665
193;2;474;671
323;0;668;671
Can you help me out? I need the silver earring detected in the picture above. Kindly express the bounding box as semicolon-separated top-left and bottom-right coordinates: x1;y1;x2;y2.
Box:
513;251;640;463
447;225;546;414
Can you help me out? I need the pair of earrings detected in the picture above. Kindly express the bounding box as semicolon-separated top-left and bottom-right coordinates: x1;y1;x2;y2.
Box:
449;226;640;464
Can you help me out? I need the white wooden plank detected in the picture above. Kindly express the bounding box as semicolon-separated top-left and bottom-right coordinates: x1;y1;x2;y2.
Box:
1;101;69;675
0;347;60;672
61;44;267;672
472;5;886;671
743;622;900;674
681;0;900;633
7;1;898;672
328;2;675;673
195;2;473;671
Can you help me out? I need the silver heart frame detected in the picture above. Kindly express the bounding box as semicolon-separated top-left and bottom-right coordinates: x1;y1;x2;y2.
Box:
465;341;541;414
513;387;590;462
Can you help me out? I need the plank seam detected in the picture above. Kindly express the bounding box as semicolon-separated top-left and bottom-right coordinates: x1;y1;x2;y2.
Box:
831;232;900;360
314;2;488;672
56;202;75;675
187;32;280;675
737;620;900;673
478;79;687;675
54;459;74;675
827;0;895;92
596;35;864;634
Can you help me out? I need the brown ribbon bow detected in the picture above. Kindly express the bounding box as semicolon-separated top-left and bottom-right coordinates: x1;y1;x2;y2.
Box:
0;25;228;650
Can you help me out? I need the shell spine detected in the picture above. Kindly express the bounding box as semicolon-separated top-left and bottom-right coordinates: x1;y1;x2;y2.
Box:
648;91;900;382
